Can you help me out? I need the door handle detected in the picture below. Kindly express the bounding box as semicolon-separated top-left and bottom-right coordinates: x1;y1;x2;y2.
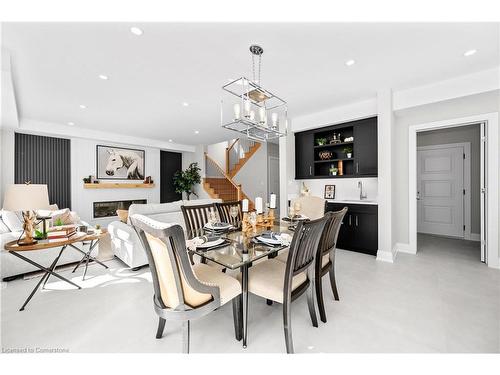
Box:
349;215;352;226
416;191;421;200
309;166;312;175
355;215;358;227
356;163;359;173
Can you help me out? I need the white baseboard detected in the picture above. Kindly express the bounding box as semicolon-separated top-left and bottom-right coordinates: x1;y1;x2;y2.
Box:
470;233;481;241
394;242;416;254
376;249;396;263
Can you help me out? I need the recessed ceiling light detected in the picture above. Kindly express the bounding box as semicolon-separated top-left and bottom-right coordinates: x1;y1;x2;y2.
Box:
168;139;173;142
464;49;477;57
67;122;75;126
345;59;356;66
79;104;87;109
194;130;199;134
130;27;143;36
182;102;189;107
98;74;109;80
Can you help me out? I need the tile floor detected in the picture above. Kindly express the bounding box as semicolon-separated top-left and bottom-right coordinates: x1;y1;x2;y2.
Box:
1;234;499;353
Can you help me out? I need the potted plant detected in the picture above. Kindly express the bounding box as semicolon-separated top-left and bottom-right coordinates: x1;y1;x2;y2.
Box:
316;137;327;146
343;146;353;158
173;162;202;200
329;166;338;176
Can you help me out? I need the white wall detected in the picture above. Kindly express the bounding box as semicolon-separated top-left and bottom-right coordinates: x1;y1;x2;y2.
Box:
232;142;269;201
283;69;500;267
0;128;202;225
393;90;499;245
71;138;161;226
290;178;378;202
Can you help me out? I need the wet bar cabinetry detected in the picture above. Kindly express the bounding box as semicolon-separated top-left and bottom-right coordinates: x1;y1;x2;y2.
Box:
295;117;378;179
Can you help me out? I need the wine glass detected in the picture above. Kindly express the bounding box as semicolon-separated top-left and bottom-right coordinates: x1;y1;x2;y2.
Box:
293;202;302;218
229;205;239;226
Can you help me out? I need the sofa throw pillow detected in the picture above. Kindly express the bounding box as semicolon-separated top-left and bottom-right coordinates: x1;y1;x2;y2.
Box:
51;208;75;225
116;210;129;223
0;210;23;232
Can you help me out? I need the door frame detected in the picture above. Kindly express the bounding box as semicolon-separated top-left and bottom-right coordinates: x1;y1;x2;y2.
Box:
408;112;499;269
417;142;471;240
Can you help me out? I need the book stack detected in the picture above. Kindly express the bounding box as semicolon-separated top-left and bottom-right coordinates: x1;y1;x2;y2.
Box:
47;225;77;240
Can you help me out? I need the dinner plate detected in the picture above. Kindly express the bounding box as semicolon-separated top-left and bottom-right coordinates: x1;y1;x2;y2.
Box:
196;236;225;249
204;222;232;231
256;232;283;245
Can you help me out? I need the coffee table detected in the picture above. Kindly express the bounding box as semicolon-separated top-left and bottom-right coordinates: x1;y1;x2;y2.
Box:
68;229;109;280
5;232;88;311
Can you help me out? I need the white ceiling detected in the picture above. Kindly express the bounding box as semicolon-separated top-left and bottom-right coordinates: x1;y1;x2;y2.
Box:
2;22;499;145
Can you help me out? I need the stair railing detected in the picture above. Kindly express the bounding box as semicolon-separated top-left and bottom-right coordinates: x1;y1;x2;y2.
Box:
226;138;257;175
205;152;242;201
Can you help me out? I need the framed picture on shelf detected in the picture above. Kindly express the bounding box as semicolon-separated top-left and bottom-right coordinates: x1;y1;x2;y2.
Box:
324;185;336;199
96;145;145;180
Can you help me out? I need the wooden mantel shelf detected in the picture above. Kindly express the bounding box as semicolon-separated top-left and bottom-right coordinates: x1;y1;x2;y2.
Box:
83;183;155;189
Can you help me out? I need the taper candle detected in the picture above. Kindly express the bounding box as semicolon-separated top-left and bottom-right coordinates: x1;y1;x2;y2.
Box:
255;197;263;214
269;193;276;209
242;199;249;212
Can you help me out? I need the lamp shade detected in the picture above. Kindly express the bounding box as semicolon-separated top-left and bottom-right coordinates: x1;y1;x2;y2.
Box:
2;184;50;211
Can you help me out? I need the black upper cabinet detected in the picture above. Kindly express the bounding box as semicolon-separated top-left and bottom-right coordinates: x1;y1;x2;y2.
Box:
295;116;377;179
295;132;314;179
353;118;378;176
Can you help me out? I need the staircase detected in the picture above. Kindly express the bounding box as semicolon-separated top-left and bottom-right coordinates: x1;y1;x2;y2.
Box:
203;150;254;208
226;138;261;178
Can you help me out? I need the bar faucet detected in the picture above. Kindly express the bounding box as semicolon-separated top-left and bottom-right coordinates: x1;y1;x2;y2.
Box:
358;181;367;200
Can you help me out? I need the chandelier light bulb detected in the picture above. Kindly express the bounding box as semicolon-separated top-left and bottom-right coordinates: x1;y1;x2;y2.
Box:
271;112;278;127
233;103;241;120
244;99;251;115
259;106;266;124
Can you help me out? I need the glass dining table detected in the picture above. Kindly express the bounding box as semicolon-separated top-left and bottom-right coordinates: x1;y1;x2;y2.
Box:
187;224;292;348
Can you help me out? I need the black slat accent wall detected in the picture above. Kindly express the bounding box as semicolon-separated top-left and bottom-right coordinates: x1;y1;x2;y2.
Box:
15;133;71;209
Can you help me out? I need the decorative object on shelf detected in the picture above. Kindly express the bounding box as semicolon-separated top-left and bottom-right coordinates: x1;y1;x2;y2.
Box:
338;160;344;176
318;150;333;160
2;183;51;246
329;133;342;144
97;145;145;180
143;176;153;184
344;136;354;142
324;185;336;199
329;165;338;176
173;162;201;200
82;175;92;183
343;146;353;158
316;137;327;146
300;182;310;196
221;45;287;142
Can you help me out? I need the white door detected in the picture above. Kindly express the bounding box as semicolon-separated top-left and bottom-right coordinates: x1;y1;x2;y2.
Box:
268;156;280;213
417;146;464;237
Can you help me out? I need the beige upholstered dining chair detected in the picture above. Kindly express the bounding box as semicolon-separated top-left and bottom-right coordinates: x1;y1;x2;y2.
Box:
291;195;326;220
314;207;348;323
131;214;242;353
242;214;329;353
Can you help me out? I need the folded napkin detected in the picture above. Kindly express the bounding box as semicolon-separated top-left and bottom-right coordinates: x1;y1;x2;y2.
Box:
186;237;205;251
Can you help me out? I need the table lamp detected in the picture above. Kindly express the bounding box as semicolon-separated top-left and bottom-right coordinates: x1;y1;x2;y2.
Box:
2;183;50;246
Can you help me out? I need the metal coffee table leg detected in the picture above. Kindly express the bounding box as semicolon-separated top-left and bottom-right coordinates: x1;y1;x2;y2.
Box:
69;240;108;280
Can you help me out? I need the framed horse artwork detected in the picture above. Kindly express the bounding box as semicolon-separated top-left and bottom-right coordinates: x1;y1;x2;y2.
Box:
96;145;145;180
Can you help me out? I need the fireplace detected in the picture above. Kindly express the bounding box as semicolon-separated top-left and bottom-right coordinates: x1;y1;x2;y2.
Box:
93;199;147;219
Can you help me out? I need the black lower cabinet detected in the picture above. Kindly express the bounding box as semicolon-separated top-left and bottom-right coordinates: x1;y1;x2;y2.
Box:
326;203;378;256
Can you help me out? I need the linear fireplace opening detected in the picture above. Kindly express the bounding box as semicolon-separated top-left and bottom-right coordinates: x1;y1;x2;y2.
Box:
93;199;147;219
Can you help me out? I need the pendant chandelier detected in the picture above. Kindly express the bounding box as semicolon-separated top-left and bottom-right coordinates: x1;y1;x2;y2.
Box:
221;45;288;142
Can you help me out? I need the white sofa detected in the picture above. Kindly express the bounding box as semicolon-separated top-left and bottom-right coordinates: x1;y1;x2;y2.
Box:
108;199;222;269
0;209;97;280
